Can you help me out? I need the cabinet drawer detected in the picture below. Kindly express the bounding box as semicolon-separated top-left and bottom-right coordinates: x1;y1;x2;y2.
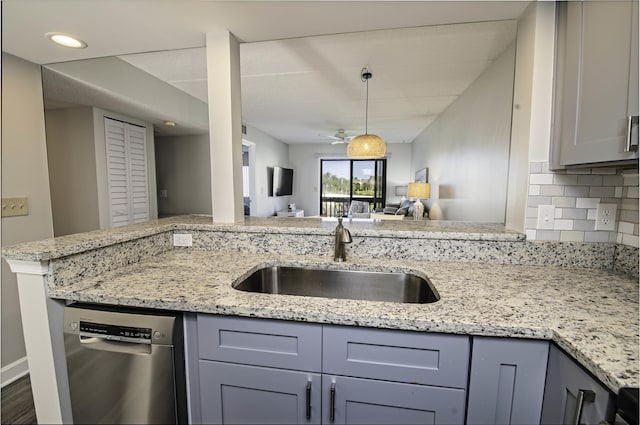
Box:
197;315;322;372
323;325;469;388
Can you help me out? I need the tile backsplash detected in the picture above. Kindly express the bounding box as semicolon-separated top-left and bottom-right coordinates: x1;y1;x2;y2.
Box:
526;162;639;248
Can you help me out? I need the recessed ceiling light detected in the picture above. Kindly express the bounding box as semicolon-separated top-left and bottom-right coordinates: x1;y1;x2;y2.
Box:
45;32;87;49
163;121;176;127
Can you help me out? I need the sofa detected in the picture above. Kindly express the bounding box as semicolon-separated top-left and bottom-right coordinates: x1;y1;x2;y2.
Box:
383;199;429;218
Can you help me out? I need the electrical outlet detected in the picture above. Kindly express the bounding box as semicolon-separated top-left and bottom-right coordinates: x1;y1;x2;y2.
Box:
159;189;168;198
173;233;193;247
595;203;617;231
537;205;555;230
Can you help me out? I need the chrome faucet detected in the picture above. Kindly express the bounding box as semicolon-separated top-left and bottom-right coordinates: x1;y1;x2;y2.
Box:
334;217;352;262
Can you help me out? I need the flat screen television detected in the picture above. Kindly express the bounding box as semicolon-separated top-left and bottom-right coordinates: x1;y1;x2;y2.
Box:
273;166;293;196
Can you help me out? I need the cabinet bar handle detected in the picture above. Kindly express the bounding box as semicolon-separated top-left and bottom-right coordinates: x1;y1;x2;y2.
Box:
572;389;595;425
306;381;311;420
625;115;639;152
330;382;336;423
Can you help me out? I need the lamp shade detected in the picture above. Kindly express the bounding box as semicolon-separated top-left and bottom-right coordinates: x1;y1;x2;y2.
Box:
407;182;430;199
346;134;386;159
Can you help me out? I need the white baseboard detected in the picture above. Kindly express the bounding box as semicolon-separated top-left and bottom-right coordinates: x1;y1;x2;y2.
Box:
1;356;29;388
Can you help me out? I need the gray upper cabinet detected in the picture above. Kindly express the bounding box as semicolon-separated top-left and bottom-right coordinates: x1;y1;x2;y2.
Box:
466;337;549;425
541;345;616;425
551;1;639;168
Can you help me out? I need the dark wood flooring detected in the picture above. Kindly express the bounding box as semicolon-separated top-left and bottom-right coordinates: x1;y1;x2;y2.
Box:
1;375;37;424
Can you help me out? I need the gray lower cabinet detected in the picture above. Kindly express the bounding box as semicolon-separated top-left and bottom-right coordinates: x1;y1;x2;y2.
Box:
540;345;616;425
193;315;469;424
191;315;614;425
200;361;322;424
322;375;466;425
466;337;549;425
551;0;639;168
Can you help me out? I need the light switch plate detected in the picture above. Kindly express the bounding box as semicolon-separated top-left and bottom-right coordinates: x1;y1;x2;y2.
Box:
2;197;29;217
595;203;617;231
537;205;555;230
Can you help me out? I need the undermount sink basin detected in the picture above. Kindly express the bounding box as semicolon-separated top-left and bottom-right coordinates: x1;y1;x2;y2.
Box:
233;266;440;304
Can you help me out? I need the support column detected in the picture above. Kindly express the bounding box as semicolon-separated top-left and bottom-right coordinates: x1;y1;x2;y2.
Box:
206;31;245;223
6;259;72;424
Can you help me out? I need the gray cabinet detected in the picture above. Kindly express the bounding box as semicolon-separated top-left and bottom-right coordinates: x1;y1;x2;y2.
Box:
196;316;322;424
551;1;639;168
193;315;469;424
322;375;466;425
200;361;321;424
466;337;549;425
541;345;616;425
322;325;469;425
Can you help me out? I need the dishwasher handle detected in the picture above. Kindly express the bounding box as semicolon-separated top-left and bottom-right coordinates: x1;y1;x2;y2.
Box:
79;335;152;355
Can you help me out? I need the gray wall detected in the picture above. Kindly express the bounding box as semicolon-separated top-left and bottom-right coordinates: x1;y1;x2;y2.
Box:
243;125;290;216
411;42;516;221
155;135;213;216
1;53;54;377
45;107;100;236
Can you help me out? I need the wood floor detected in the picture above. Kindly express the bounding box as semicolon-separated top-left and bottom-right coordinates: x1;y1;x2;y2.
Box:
1;375;37;424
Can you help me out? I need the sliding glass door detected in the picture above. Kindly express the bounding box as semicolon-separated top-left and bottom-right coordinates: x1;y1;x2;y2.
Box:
320;159;386;217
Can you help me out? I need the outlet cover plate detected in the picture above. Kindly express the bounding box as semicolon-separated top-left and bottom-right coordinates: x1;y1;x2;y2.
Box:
595;203;617;231
537;205;555;230
173;233;193;247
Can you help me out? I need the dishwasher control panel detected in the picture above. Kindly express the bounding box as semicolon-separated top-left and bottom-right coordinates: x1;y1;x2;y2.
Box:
79;321;153;343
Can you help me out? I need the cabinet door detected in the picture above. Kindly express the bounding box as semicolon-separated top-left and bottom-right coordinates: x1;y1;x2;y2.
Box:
554;1;638;166
322;375;465;425
540;345;615;425
199;360;321;424
466;337;549;425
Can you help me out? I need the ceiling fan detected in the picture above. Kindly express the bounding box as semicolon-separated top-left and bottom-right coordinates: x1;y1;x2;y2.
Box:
326;129;355;144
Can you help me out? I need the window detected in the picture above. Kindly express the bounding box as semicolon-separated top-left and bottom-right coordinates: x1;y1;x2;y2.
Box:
320;159;386;217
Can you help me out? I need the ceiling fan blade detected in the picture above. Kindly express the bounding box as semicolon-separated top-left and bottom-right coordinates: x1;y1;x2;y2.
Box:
331;140;346;145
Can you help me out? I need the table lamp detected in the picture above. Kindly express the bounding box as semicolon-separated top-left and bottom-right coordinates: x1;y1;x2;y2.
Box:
407;182;430;220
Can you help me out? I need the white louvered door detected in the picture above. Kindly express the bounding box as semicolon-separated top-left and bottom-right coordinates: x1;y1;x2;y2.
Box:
105;118;149;227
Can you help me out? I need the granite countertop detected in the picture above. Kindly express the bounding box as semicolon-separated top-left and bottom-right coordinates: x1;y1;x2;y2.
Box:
49;250;639;394
1;215;524;261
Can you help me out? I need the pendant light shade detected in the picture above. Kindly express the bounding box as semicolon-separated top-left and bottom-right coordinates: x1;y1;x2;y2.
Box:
347;67;386;159
347;133;386;158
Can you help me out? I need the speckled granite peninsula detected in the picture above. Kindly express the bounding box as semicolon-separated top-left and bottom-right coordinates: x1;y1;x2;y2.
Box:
3;215;639;395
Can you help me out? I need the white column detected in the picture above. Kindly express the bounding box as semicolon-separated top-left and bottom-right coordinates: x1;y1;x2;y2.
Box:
206;31;245;223
6;259;72;424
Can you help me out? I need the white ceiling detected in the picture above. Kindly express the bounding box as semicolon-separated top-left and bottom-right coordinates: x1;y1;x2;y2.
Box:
3;1;527;143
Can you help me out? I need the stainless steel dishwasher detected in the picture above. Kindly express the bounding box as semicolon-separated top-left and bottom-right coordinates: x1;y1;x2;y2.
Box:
63;304;186;424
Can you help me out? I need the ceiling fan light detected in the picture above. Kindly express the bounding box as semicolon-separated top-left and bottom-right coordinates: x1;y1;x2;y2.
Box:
347;134;386;159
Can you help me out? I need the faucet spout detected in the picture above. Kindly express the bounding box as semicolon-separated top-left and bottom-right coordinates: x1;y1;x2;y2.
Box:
334;217;352;262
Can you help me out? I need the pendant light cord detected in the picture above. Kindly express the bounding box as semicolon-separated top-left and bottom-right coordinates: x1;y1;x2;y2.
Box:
361;67;372;135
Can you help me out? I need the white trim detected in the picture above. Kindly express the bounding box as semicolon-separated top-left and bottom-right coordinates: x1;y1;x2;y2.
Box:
1;356;29;388
5;259;49;275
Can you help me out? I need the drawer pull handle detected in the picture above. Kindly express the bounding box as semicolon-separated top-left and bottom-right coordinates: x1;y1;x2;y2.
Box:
572;389;595;425
625;115;639;153
330;382;336;423
306;381;311;420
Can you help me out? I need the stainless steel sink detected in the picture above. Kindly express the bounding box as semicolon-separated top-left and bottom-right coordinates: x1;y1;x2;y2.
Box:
233;266;439;304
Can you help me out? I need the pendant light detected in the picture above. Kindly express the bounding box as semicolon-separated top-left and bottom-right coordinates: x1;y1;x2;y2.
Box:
347;67;387;159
